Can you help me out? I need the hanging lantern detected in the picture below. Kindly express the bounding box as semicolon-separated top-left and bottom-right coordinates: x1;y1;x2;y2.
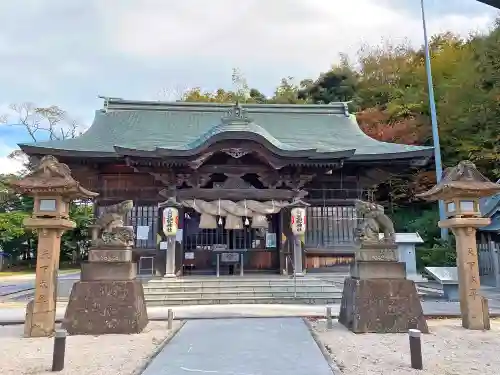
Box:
291;207;306;235
162;207;179;236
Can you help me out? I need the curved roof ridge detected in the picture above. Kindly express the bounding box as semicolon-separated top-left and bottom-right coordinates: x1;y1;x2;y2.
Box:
181;120;306;152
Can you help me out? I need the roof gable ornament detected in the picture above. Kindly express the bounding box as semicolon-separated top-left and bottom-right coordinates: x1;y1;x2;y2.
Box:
222;148;249;159
221;102;252;124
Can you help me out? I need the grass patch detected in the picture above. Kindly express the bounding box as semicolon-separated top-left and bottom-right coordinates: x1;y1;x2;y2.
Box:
0;270;35;277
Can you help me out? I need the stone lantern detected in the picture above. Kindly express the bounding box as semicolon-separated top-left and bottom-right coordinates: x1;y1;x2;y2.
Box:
8;155;98;337
418;160;500;330
158;197;182;278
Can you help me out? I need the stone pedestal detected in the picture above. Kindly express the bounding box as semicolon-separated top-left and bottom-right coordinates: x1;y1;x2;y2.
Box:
339;242;428;333
339;278;429;333
62;248;148;335
439;217;491;330
23;219;75;338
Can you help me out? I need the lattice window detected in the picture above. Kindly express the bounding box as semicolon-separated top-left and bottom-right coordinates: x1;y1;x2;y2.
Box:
305;206;359;247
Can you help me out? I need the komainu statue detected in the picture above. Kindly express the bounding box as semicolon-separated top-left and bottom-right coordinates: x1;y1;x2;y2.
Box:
37;155;72;177
355;201;395;244
93;200;135;248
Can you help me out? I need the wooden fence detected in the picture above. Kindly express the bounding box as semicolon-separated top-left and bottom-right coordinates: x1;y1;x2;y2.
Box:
478;240;500;287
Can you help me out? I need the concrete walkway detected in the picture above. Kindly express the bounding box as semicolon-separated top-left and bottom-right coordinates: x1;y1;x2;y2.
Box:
0;271;80;297
142;318;335;375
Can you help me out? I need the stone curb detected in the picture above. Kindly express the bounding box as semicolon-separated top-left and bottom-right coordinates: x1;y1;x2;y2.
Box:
303;318;342;375
132;320;186;375
1;313;499;326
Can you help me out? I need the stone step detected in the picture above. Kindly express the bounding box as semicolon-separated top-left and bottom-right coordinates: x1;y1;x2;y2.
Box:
145;280;340;288
148;276;336;284
144;291;343;299
143;285;341;293
144;289;340;295
144;295;342;306
143;276;344;306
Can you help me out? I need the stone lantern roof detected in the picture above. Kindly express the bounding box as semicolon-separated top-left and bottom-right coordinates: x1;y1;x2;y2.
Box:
8;155;98;199
417;160;500;201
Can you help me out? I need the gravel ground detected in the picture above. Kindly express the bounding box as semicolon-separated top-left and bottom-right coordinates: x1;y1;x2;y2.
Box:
312;319;500;375
0;321;182;375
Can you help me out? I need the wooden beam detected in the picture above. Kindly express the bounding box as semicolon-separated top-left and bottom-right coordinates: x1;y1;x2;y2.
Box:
160;188;307;201
197;164;272;175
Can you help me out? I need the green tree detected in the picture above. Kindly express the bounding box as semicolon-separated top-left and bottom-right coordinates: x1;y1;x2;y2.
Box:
61;202;94;262
299;56;359;104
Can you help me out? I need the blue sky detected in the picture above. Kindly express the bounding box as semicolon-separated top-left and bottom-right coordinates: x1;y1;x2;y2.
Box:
0;0;498;173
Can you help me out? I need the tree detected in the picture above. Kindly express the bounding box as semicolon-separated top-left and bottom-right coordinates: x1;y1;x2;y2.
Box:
61;202;95;262
270;77;310;104
181;68;259;103
0;173;95;264
299;56;359;104
7;102;81;142
4;102;84;165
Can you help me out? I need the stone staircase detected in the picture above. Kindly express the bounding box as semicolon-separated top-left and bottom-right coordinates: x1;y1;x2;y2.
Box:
143;276;343;306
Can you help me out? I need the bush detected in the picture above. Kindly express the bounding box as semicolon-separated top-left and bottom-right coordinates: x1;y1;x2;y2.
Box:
416;238;456;270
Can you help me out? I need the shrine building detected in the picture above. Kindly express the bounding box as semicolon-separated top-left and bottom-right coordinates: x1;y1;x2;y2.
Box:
19;98;433;276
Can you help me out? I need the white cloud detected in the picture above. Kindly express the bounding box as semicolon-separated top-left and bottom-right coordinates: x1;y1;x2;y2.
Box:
96;0;495;77
0;142;25;175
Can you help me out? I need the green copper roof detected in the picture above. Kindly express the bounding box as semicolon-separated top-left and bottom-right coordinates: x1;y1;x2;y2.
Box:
19;99;433;160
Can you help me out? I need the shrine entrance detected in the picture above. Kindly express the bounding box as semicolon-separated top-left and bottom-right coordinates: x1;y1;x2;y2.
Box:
181;209;281;275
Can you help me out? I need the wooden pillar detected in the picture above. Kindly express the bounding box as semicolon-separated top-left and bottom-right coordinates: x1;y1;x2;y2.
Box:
155;206;166;276
174;206;185;276
280;207;293;275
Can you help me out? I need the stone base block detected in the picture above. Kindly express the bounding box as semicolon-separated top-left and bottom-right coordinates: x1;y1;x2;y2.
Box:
88;249;133;263
356;248;398;262
24;300;56;338
63;280;148;335
350;261;406;279
81;262;136;281
339;277;428;333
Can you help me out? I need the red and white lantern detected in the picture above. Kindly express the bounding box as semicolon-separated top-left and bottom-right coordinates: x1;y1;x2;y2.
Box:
162;207;179;236
290;207;306;235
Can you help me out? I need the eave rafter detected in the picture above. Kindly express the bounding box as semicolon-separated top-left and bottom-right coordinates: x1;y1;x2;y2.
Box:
159;187;308;201
115;135;354;170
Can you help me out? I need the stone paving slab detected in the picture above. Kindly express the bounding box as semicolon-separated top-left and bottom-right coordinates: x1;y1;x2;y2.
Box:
142;318;335;375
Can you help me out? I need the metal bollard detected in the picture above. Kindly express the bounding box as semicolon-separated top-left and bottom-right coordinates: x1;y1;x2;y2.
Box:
482;297;491;330
409;329;423;370
326;306;333;329
167;309;174;330
52;329;67;372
